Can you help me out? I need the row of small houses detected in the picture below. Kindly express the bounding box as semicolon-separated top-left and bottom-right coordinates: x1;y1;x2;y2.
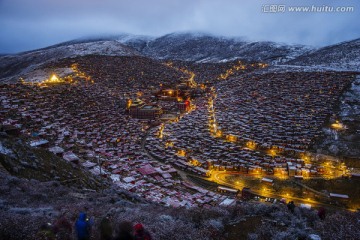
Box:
214;72;354;151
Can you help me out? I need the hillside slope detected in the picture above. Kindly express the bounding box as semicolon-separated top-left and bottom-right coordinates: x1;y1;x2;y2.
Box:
0;166;358;240
0;41;139;83
286;38;360;71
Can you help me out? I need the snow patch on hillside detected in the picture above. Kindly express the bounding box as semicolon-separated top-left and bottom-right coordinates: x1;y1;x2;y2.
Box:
0;41;138;83
0;141;14;156
31;40;138;57
285;38;360;71
134;33;313;63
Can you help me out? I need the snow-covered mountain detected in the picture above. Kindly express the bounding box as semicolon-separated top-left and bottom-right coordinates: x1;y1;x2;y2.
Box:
1;32;359;83
0;40;139;82
117;32;312;63
0;32;314;82
285;38;360;71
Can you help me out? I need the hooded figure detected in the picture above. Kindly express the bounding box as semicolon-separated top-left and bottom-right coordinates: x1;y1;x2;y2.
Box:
75;212;92;240
134;223;152;240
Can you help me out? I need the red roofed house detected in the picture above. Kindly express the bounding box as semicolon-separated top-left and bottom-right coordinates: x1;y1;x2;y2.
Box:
137;164;157;175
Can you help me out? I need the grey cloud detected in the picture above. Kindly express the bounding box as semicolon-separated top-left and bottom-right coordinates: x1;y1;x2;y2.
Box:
0;0;359;53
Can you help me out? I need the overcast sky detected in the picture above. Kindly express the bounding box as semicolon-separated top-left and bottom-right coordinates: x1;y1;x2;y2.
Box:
0;0;359;53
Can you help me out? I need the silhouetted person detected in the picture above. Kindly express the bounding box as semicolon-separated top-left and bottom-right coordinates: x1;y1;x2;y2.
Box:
114;221;134;240
53;214;72;240
287;201;295;213
318;207;326;220
99;216;113;240
134;223;152;240
75;212;93;240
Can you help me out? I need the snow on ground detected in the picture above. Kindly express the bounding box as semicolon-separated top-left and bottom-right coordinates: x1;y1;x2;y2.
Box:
284;38;360;72
63;40;137;56
340;75;360;117
265;64;359;73
0;141;14;156
0;40;138;83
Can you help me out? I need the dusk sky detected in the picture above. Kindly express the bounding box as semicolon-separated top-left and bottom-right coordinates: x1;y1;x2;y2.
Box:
0;0;359;53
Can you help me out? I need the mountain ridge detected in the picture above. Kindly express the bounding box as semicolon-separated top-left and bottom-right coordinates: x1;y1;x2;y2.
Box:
0;40;139;82
284;38;360;71
0;32;359;83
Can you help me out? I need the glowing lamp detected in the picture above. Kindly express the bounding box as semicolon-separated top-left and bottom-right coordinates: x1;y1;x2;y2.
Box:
50;74;59;82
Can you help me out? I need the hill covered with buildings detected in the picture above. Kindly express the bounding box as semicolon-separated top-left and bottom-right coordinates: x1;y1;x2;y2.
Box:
1;33;360;239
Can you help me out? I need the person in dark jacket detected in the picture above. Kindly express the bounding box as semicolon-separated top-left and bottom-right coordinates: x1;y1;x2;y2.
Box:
75;212;93;240
318;207;326;220
99;216;113;240
53;214;72;240
134;223;152;240
287;201;295;213
114;221;134;240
